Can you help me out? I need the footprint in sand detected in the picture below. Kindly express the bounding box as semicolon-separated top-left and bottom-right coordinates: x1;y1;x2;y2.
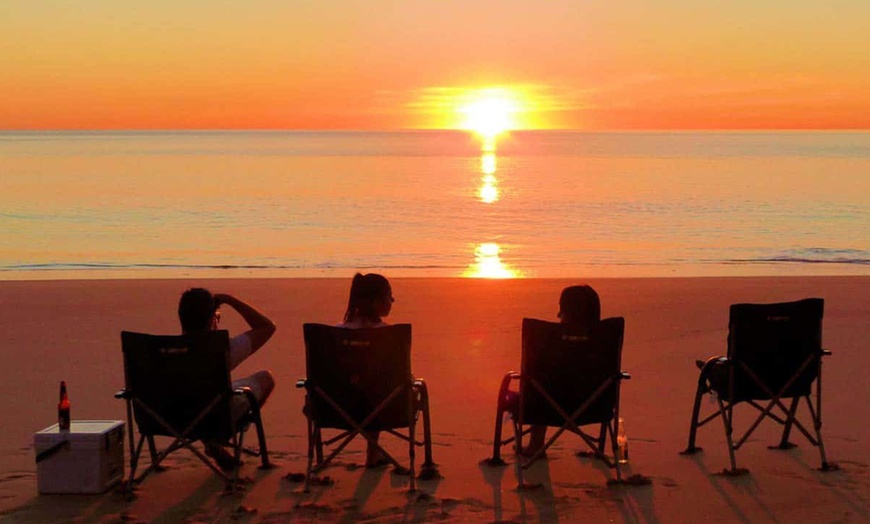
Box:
0;473;33;484
657;476;679;488
830;435;859;443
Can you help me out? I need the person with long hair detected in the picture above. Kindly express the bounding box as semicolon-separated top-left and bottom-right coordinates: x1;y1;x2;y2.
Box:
339;272;394;329
337;273;395;467
523;284;601;455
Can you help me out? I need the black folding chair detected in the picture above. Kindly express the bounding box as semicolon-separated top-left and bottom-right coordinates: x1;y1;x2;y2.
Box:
296;324;435;492
489;317;630;486
682;298;835;473
117;330;271;494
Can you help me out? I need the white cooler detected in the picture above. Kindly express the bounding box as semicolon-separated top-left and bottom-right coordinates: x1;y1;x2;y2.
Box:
34;420;125;494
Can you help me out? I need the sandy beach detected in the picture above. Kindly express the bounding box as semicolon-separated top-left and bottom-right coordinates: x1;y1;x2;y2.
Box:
0;276;868;523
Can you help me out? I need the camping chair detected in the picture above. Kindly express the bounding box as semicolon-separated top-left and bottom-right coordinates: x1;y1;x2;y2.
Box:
489;317;630;486
682;298;834;474
116;330;271;494
296;324;435;492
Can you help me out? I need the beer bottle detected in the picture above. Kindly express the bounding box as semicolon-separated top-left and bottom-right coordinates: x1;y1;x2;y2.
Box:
616;416;629;464
58;381;71;430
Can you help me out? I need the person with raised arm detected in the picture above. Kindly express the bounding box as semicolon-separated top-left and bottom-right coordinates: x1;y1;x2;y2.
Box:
177;288;277;470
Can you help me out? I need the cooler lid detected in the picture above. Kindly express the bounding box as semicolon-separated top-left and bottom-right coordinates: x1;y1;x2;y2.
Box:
34;420;124;446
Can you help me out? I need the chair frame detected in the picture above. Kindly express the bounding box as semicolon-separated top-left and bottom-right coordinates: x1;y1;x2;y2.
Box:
117;330;271;495
682;298;834;473
296;323;435;492
489;317;630;486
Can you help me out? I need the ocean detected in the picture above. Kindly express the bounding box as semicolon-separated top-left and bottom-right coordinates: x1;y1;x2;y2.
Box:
1;130;868;279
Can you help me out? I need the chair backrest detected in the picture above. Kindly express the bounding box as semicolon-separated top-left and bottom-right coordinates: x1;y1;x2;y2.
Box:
520;317;625;427
302;324;414;430
727;298;824;400
121;330;234;441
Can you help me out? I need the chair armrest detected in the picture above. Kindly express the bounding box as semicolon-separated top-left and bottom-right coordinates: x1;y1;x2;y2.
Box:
233;386;253;396
508;371;520;380
412;379;430;404
114;389;130;400
234;386;259;409
619;372;631;380
296;378;308;389
822;349;832;356
696;356;727;370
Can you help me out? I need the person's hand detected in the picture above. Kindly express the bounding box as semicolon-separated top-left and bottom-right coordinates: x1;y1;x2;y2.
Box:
213;293;232;307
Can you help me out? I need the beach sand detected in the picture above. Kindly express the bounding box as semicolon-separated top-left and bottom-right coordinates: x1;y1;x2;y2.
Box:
0;276;868;523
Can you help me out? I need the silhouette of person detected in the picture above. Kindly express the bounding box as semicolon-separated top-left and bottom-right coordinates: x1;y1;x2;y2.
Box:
177;288;277;469
523;285;601;455
336;273;395;467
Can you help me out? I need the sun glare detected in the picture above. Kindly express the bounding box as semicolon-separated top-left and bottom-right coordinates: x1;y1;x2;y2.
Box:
412;84;562;131
459;89;518;138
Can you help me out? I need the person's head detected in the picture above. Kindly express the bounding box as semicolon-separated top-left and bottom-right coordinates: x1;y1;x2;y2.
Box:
178;287;219;333
344;273;393;324
558;285;601;326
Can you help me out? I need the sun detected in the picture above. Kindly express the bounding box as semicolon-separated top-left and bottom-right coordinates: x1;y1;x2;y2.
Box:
459;89;518;138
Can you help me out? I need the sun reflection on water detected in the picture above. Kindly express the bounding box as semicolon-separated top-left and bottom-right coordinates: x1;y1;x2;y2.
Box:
481;152;496;175
463;131;522;278
463;242;521;279
478;152;499;204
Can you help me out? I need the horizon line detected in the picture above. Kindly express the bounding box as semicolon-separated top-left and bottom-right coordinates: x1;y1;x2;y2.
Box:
2;128;869;133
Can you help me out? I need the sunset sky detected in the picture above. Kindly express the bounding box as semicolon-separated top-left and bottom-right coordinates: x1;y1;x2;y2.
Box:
2;1;869;130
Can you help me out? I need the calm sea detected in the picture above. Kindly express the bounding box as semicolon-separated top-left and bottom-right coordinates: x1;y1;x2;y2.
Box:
1;130;868;279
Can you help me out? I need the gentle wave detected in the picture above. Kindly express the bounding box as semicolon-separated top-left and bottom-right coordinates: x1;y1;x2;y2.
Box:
722;248;870;265
0;262;462;272
725;258;870;265
3;256;868;273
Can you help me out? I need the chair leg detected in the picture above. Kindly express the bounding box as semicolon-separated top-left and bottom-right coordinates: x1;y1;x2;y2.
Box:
126;434;146;495
772;397;800;449
230;431;244;491
304;418;315;493
409;415;417;492
805;395;833;470
146;436;167;472
597;422;607;454
417;382;435;467
513;417;525;487
315;428;324;465
252;412;271;468
718;398;745;474
813;364;835;470
683;381;706;454
490;375;513;463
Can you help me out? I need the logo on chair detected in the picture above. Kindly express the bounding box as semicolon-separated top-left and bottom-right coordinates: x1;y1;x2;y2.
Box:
341;339;370;347
766;316;791;322
159;346;189;354
562;335;589;342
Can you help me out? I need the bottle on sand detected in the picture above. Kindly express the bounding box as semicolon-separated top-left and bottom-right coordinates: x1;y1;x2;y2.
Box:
616;416;629;464
58;381;71;430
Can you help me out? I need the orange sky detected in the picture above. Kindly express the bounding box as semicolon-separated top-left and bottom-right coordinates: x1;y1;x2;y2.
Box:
2;1;869;130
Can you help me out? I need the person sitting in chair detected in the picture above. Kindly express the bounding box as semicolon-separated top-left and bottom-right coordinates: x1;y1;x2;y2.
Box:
522;284;601;456
337;272;395;467
177;288;277;470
